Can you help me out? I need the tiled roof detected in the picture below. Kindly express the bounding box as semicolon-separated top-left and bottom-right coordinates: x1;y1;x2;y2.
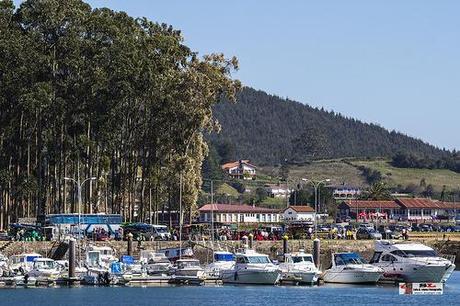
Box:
286;205;315;213
396;198;440;209
198;204;278;213
341;200;400;209
221;160;256;170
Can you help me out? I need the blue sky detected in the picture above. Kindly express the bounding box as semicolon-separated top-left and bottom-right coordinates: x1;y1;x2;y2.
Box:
14;1;460;150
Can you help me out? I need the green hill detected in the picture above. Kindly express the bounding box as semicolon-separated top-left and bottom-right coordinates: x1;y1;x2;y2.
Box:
211;87;449;165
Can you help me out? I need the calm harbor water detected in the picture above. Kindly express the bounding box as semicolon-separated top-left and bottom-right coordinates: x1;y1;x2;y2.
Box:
1;272;459;306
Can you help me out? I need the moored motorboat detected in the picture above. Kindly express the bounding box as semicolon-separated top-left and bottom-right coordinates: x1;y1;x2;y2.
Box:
204;251;235;279
221;249;281;285
171;259;205;278
279;249;320;285
370;240;456;283
322;252;383;284
28;258;61;279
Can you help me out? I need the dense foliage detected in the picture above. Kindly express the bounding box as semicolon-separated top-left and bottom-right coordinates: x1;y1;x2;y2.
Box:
391;152;460;173
0;0;240;228
210;88;450;165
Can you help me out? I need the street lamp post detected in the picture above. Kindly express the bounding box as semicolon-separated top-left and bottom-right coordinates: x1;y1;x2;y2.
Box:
301;178;331;238
64;176;97;239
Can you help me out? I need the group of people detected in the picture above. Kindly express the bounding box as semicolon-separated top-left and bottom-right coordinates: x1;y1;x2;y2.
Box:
327;227;355;240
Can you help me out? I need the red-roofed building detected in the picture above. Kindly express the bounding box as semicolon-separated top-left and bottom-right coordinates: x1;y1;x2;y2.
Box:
339;198;460;221
338;200;400;221
395;198;459;221
198;203;280;223
221;160;256;180
282;205;316;223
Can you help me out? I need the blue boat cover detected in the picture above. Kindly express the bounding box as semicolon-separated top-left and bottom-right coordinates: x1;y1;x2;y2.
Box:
110;262;122;274
120;255;135;264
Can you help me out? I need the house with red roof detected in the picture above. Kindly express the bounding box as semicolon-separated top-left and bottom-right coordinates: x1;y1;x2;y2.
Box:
221;160;256;180
198;203;280;223
282;205;316;223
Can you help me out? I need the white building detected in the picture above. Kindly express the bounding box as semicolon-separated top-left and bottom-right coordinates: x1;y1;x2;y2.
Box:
265;184;292;198
282;206;316;223
332;185;361;200
198;204;280;223
221;160;256;180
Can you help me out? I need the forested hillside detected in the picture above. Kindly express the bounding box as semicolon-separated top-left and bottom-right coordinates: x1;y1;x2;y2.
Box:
209;87;449;165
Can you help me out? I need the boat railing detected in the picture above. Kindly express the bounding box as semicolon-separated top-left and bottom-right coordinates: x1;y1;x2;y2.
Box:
440;254;456;264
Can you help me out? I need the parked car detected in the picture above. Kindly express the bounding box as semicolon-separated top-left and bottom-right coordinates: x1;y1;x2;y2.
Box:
358;223;375;230
0;231;12;241
377;226;401;239
419;224;432;232
123;223;171;240
356;227;382;240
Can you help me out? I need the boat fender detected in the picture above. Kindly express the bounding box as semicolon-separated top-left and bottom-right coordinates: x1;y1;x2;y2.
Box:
234;271;238;281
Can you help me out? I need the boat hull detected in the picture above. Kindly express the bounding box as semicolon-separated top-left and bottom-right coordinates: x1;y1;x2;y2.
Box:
379;264;451;283
222;269;281;285
323;270;382;284
281;271;319;284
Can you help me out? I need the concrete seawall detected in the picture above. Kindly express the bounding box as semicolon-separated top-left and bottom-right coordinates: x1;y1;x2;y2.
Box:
1;238;459;271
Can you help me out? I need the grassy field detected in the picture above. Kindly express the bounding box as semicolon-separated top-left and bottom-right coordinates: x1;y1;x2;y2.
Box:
260;159;367;187
259;158;460;192
350;159;460;191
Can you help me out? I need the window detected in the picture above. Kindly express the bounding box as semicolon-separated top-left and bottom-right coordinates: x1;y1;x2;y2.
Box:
381;254;397;262
369;252;382;264
391;250;437;258
247;256;271;264
422;209;431;216
236;256;248;264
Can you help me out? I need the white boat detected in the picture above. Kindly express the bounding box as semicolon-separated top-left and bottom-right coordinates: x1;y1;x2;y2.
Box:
370;240;456;283
279;249;320;284
158;247;194;262
204;251;235;278
322;252;383;284
139;250;172;275
221;249;281;285
28;258;62;279
171;259;204;278
8;253;43;274
87;245;117;264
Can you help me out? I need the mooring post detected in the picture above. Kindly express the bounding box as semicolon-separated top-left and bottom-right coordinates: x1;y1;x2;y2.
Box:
313;238;320;268
283;234;289;255
248;233;254;249
68;238;76;279
127;233;133;256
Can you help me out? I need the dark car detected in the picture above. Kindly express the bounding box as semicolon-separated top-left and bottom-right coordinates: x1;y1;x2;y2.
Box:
0;231;12;241
356;227;382;240
419;224;432;232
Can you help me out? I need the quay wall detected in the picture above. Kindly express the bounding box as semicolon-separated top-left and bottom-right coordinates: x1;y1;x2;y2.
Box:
1;238;460;271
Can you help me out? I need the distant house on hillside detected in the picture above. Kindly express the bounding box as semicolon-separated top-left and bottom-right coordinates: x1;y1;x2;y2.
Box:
331;185;362;200
265;184;291;198
221;160;256;180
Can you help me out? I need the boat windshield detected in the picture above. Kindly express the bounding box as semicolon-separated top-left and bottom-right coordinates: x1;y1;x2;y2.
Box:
335;253;367;265
391;250;437;258
247;256;271;264
35;260;55;269
292;256;313;263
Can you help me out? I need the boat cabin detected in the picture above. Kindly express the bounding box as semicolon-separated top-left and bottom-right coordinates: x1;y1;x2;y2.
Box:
333;252;367;266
